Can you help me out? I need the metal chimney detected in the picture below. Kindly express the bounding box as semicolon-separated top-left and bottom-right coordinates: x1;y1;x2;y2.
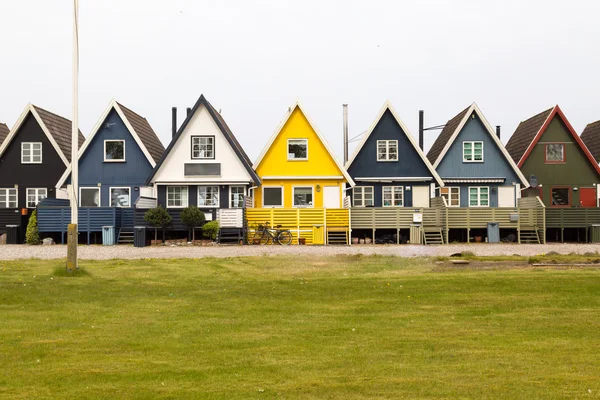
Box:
171;107;177;138
496;125;501;140
419;110;424;150
186;107;192;117
343;104;349;165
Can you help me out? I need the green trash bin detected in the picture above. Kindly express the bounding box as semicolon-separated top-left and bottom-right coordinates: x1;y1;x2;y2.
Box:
102;226;115;246
134;226;146;248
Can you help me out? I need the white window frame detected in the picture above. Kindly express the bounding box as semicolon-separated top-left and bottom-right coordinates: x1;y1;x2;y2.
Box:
229;186;246;208
109;187;131;208
104;140;126;162
468;186;489;207
21;142;42;164
463;141;484;163
440;186;460;207
191;136;215;159
26;188;47;208
353;186;374;207
262;186;284;208
166;186;189;208
79;187;101;207
376;140;398;162
197;185;220;208
292;186;314;208
0;188;18;208
382;186;404;207
287;139;308;161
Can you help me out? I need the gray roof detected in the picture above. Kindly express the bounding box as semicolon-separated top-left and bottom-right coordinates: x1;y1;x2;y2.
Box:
427;105;470;165
581;120;600;163
0;123;8;147
117;102;165;164
32;105;85;162
505;108;553;164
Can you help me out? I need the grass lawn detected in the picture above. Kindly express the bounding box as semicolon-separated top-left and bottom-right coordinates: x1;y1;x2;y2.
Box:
1;255;599;399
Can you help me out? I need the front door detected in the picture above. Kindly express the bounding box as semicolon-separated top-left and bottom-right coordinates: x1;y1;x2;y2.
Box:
323;186;340;208
580;187;597;207
412;186;430;208
498;186;515;207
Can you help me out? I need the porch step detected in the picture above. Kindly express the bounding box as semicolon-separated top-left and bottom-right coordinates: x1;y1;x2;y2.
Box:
217;228;245;244
423;228;444;245
519;229;541;244
327;229;349;245
118;230;134;244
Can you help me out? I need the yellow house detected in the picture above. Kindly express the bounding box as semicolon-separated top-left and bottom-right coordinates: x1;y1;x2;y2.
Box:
253;101;354;209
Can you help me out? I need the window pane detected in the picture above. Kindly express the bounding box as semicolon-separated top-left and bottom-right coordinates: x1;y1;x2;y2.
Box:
81;189;100;207
288;140;307;159
546;144;564;162
167;186;188;207
551;188;569;206
105;141;124;160
230;186;245;208
198;186;219;207
111;188;130;207
264;187;283;206
293;187;313;207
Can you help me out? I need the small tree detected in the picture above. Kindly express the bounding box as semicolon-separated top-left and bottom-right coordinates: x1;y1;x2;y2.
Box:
143;206;172;242
202;220;220;241
180;206;205;241
25;210;41;245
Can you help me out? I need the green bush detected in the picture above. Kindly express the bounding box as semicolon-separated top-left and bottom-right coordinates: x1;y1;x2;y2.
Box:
180;206;205;241
202;220;220;241
143;206;172;242
25;210;41;245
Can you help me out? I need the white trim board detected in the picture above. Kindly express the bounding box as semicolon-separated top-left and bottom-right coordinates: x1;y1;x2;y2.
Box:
261;176;344;180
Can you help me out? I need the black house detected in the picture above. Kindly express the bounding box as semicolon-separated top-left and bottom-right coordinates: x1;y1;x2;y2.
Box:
0;104;84;240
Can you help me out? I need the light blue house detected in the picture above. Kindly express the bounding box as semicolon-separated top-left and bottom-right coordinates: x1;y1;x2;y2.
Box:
427;103;528;208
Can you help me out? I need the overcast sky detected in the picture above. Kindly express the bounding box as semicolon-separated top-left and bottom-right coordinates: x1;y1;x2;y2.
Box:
2;0;600;161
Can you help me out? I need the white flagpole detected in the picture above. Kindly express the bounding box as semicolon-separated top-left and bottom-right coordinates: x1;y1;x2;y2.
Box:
67;0;79;271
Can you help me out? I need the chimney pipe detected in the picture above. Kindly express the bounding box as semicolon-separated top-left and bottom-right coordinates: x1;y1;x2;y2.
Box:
186;107;192;117
343;104;349;165
171;107;177;138
418;110;424;150
496;125;501;140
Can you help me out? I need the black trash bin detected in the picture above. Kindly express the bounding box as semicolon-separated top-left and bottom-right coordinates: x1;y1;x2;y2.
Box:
134;226;147;248
6;225;19;244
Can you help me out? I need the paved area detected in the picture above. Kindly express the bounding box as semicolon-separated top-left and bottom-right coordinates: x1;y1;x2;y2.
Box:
1;243;599;260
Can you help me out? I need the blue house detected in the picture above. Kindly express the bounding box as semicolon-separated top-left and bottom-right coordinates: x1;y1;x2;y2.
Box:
346;101;443;208
427;103;528;208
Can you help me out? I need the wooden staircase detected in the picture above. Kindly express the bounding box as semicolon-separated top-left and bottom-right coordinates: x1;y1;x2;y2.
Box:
423;228;444;245
519;227;541;244
327;229;349;245
117;229;134;245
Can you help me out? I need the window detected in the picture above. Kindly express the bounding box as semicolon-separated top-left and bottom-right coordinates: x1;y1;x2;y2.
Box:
230;186;245;208
0;188;17;208
110;187;130;207
26;188;47;208
551;187;570;207
441;187;460;207
469;187;489;207
263;187;283;207
288;139;308;160
353;186;374;207
546;143;565;163
377;140;398;161
191;136;214;159
463;141;483;162
293;186;314;207
80;187;100;207
382;186;403;207
198;186;219;207
167;186;188;207
104;140;125;161
21;142;42;164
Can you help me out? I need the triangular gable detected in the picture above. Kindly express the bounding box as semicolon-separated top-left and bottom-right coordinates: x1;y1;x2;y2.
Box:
427;103;529;187
254;101;355;186
513;105;600;174
146;94;260;185
345;100;443;186
56;100;163;188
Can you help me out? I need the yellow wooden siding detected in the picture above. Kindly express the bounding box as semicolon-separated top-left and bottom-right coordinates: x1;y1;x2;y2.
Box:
254;180;345;208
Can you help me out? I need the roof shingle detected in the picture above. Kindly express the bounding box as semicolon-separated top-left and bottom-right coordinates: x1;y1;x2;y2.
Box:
426;105;471;165
581;120;600;163
32;105;85;162
117;102;165;164
505;108;553;164
0;123;8;147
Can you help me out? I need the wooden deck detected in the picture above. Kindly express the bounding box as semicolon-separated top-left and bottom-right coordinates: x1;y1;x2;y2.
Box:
545;208;600;242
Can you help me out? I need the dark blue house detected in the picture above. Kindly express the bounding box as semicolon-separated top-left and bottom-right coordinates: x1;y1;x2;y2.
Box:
427;103;528;208
346;101;443;208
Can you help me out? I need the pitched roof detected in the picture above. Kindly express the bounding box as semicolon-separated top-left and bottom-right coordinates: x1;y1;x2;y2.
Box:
0;123;8;146
581;120;600;163
426;105;470;165
117;102;164;164
345;100;443;186
32;105;85;162
146;94;260;185
505;108;553;164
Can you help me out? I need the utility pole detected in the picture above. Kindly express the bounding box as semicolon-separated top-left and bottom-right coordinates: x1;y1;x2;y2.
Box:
343;104;348;165
67;0;79;271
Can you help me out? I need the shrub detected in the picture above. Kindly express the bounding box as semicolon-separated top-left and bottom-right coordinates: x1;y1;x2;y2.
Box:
202;220;220;241
25;210;41;245
180;206;205;241
143;206;172;242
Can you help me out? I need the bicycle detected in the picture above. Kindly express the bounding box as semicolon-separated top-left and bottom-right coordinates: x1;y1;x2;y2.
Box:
253;222;293;245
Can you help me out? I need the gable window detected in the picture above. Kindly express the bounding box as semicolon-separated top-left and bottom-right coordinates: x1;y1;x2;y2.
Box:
263;187;283;207
167;186;188;208
440;187;460;207
104;140;125;162
551;187;570;207
198;186;219;207
0;188;17;208
230;186;245;208
80;187;100;207
293;186;313;208
110;187;131;207
545;143;565;163
382;186;403;207
288;139;308;160
469;187;489;207
192;136;214;159
377;140;398;161
26;188;47;208
353;186;374;207
21;142;42;164
463;141;483;162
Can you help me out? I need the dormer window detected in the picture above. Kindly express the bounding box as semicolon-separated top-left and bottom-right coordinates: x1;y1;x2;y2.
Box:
21;142;42;164
463;141;483;162
377;140;398;161
288;139;308;160
104;140;125;162
192;136;214;159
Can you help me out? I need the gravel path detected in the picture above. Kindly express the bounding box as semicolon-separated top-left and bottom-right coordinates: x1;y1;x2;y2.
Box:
1;243;599;260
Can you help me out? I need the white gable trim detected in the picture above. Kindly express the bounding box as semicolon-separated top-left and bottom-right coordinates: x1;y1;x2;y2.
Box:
345;100;444;187
432;103;529;187
253;100;355;187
